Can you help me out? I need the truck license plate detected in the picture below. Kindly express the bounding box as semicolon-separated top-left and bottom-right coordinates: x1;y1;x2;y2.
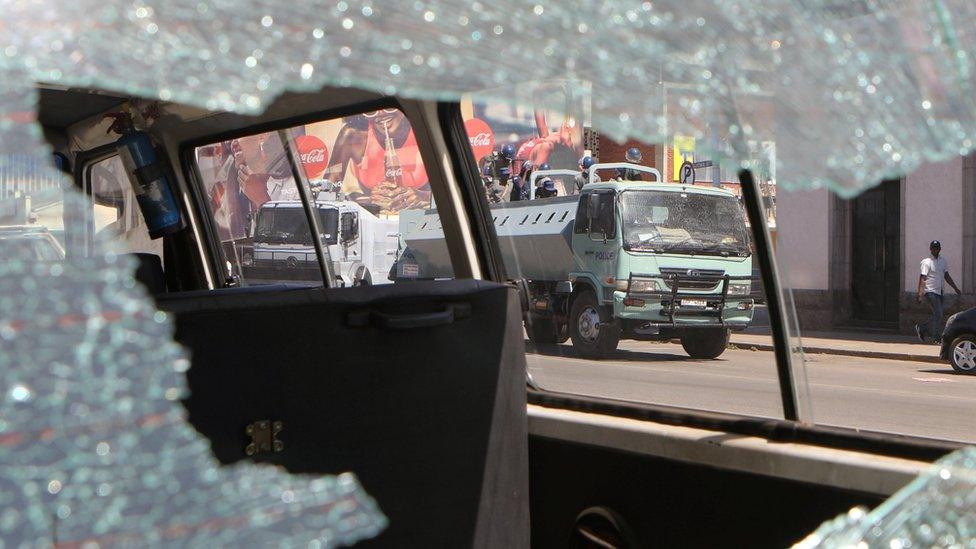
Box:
681;299;707;308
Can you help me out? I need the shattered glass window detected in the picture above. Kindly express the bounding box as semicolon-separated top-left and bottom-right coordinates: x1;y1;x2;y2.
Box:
0;177;387;543
796;446;976;548
1;74;385;547
6;0;976;541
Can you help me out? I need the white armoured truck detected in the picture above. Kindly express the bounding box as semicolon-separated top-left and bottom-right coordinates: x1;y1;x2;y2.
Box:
246;192;399;287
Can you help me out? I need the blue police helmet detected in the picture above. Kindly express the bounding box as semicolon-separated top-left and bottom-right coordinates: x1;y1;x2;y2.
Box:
541;177;556;190
538;162;552;171
500;143;517;159
580;156;595;170
625;147;642;163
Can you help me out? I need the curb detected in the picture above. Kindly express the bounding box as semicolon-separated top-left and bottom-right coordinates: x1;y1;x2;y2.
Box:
729;342;943;364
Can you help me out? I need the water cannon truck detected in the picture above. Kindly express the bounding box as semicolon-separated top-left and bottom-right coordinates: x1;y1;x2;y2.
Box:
396;163;757;359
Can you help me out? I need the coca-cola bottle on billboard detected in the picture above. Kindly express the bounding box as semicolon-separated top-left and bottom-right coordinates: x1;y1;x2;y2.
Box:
382;121;403;185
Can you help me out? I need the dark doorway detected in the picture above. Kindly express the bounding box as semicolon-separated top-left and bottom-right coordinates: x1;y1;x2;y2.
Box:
851;180;901;324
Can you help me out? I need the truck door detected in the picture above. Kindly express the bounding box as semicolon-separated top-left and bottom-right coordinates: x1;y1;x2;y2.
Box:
340;211;358;262
583;191;617;300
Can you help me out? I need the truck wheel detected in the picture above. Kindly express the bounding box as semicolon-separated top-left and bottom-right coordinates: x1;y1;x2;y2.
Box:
949;334;976;373
569;291;620;359
680;329;731;359
526;316;569;345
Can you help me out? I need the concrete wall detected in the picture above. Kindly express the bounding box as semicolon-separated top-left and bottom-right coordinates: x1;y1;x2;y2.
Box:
903;158;964;292
775;187;830;290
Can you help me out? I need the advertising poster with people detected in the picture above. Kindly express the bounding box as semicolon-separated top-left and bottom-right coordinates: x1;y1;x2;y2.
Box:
460;80;588;202
193;86;594;247
194;108;433;243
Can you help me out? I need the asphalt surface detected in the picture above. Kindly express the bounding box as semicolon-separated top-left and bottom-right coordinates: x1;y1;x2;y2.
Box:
527;339;976;444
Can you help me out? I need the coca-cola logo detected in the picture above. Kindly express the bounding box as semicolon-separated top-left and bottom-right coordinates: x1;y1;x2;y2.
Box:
385;167;403;179
301;148;326;163
295;135;330;179
469;132;492;147
464;117;495;159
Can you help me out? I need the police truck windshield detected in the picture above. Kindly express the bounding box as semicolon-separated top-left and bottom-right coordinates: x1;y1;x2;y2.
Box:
621;190;750;256
255;206;339;245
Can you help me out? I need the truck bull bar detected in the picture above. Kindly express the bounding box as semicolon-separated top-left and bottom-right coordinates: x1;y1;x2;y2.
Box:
623;272;757;326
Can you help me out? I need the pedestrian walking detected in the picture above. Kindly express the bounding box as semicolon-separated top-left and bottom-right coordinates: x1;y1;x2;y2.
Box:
915;240;961;343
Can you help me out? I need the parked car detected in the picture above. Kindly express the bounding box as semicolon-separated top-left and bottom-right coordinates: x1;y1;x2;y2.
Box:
940;307;976;373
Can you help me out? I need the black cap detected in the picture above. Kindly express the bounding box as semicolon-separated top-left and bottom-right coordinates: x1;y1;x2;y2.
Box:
930;240;942;248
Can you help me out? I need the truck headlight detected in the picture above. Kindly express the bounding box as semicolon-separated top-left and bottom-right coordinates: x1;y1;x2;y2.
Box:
728;283;751;295
617;279;662;293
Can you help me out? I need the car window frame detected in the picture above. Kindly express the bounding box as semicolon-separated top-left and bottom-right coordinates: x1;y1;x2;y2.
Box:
180;97;413;289
435;100;964;460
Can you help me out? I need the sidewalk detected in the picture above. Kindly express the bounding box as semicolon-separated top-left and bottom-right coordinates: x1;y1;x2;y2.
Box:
730;329;943;364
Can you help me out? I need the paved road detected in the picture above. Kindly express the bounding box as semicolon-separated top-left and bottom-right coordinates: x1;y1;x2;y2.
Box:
527;339;976;444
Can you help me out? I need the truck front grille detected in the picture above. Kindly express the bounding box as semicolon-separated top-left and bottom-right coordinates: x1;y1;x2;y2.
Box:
658;268;725;291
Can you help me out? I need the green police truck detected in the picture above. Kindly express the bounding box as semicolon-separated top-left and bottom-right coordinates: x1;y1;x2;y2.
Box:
396;163;756;359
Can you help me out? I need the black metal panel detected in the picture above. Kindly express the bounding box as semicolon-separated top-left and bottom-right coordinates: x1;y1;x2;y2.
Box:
529;436;884;548
162;280;522;547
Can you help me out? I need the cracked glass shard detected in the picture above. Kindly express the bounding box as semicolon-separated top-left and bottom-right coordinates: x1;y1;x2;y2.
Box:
4;2;976;194
795;447;976;548
0;82;385;544
3;0;976;543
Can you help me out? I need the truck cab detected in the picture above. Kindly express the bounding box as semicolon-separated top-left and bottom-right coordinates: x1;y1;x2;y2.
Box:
567;172;754;358
246;192;397;287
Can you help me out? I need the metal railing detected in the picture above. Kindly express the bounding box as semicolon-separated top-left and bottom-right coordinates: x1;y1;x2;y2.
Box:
624;271;757;326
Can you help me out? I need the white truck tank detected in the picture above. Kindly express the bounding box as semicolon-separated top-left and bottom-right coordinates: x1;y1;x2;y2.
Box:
398;164;663;282
399;195;579;282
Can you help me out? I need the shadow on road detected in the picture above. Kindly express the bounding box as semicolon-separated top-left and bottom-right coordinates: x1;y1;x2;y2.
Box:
917;368;972;376
524;339;698;362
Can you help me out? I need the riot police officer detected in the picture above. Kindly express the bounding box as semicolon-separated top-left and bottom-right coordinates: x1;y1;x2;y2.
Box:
481;143;516;202
511;160;533;201
575;155;597;190
535;176;558;199
615;147;644;181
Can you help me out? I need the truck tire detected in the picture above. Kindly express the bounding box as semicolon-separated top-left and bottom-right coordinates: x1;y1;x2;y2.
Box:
569;291;620;359
680;328;730;359
526;316;568;345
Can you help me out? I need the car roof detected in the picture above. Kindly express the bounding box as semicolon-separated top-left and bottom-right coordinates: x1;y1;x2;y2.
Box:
582;181;738;197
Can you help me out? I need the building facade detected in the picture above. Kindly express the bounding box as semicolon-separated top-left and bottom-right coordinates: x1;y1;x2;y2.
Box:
777;154;976;334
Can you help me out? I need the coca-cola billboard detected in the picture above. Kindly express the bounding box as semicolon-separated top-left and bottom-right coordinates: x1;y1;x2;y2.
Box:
464;117;495;160
295;135;329;179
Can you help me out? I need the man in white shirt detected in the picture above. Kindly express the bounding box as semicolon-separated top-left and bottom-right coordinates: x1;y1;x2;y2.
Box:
915;240;961;342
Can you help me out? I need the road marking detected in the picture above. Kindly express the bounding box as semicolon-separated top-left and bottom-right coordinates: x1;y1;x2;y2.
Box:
912;377;957;383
